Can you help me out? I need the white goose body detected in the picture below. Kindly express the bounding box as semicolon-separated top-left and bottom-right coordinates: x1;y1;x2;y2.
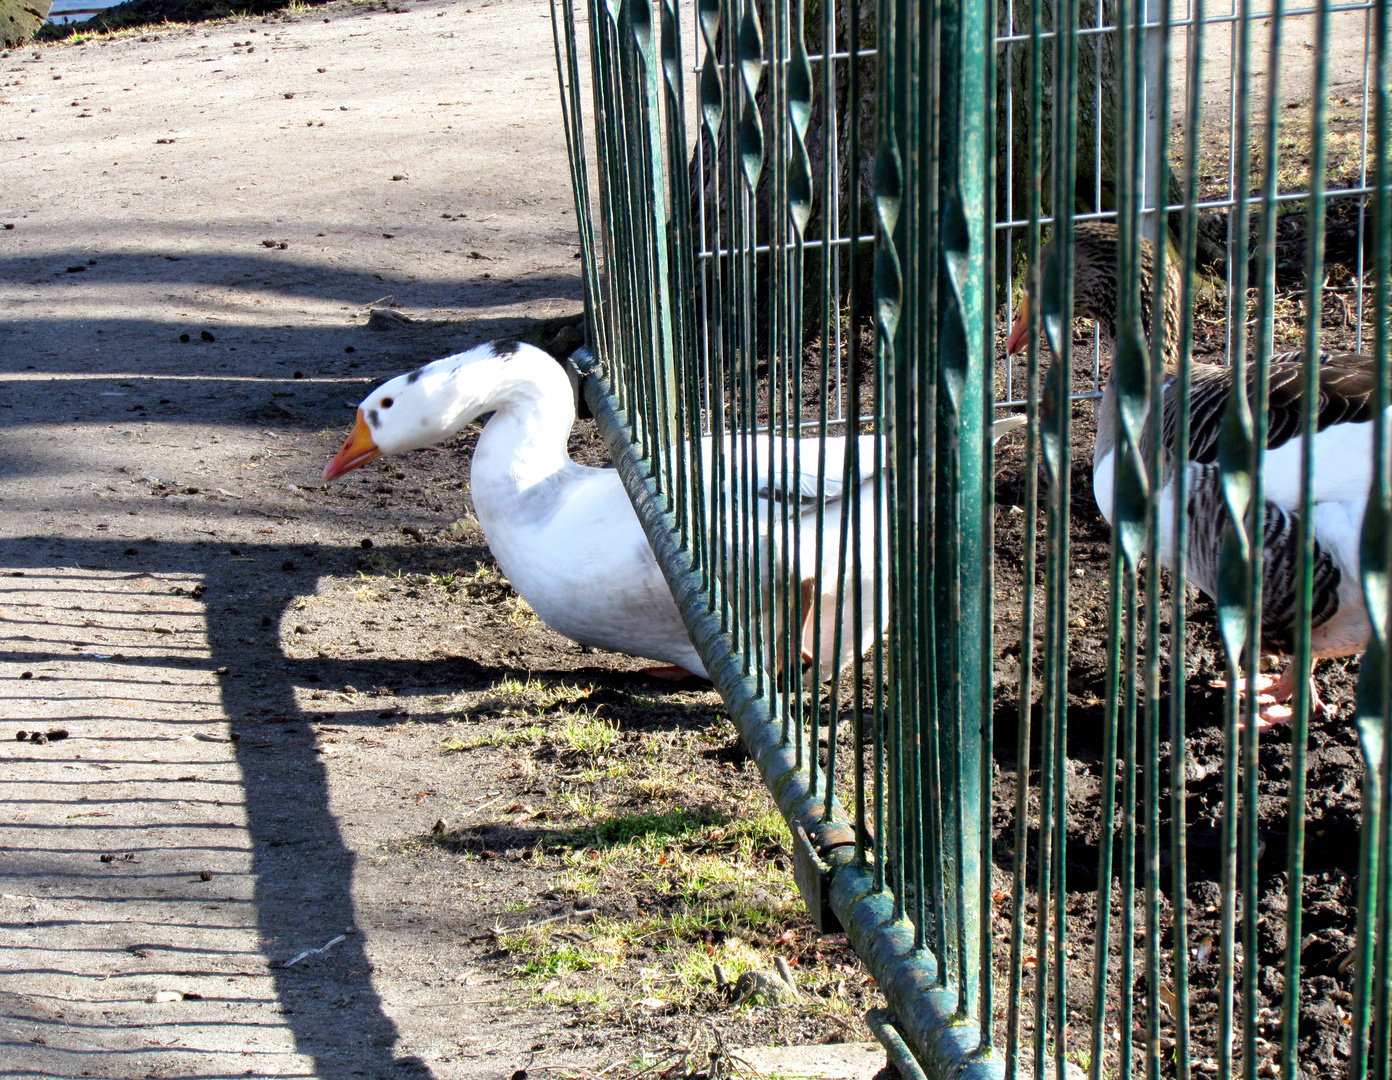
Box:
325;340;907;681
468;387;707;673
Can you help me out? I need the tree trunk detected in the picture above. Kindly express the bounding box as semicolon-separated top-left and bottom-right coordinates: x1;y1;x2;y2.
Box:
686;0;877;332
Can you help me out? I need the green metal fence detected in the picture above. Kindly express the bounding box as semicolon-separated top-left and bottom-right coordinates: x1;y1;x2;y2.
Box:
549;0;1392;1073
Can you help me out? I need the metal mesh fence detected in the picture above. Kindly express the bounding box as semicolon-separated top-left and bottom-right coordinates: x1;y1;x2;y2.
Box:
549;0;1392;1074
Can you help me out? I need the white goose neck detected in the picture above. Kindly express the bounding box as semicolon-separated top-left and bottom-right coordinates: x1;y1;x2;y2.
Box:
471;354;577;489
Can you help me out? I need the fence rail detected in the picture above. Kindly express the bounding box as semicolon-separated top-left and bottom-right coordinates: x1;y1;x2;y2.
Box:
550;0;1392;1074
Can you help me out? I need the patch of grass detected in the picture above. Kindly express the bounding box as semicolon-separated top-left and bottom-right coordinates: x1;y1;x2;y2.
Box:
441;724;545;752
629;770;681;801
487;675;596;712
499;922;626;979
554;712;618;758
505;595;540;627
540;984;612;1007
668;936;762;991
558;790;608;819
558;805;793;917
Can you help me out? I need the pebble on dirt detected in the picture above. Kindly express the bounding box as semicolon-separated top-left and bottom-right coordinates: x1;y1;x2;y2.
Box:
199;330;215;342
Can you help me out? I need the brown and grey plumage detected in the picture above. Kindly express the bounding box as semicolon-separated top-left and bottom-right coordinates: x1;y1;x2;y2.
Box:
1007;220;1374;724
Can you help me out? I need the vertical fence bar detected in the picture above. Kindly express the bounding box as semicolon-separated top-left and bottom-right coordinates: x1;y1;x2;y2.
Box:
1166;0;1203;1073
1354;2;1392;1075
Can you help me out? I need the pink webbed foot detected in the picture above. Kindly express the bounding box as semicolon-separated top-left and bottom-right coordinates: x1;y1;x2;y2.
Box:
641;665;705;683
1208;665;1337;727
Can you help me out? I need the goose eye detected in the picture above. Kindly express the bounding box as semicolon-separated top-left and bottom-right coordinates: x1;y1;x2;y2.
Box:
380;397;394;409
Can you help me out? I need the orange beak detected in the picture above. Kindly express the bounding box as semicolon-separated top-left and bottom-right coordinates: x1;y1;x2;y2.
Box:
1005;291;1032;354
323;409;381;481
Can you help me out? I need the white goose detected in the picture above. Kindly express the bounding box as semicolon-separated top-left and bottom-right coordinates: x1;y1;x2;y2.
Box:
1007;221;1374;724
325;340;904;681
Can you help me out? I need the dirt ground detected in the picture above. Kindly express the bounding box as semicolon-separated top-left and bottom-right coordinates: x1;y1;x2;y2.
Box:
0;3;888;1077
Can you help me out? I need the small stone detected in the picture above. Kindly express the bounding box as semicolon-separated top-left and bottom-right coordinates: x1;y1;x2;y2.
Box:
344;346;356;354
66;264;86;273
179;333;190;342
200;870;213;881
20;671;32;679
199;330;215;343
32;733;48;745
100;853;114;863
731;969;798;1006
281;560;296;572
46;729;68;741
15;731;28;741
360;538;373;549
216;667;229;676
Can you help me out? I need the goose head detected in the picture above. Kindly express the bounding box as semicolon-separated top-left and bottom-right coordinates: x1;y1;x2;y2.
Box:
323;339;575;481
1005;221;1181;368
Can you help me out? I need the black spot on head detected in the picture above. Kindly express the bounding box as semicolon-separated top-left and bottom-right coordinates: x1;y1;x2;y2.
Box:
406;366;424;384
492;339;521;359
366;408;380;429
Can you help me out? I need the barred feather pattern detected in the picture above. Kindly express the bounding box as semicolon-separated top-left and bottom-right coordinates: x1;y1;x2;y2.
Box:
1185;465;1344;654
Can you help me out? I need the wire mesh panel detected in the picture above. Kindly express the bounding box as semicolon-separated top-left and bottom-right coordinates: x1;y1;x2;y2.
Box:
549;0;1392;1073
996;0;1392;1076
